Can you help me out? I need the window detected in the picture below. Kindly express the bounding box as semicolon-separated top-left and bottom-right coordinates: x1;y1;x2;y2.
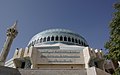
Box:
72;38;74;42
31;41;34;45
79;40;81;44
64;36;67;41
51;36;54;41
55;36;59;41
60;36;63;41
40;38;42;43
75;39;78;43
21;61;25;68
68;37;71;42
94;62;98;68
81;41;83;45
47;36;50;41
34;40;36;44
37;39;39;43
43;37;46;42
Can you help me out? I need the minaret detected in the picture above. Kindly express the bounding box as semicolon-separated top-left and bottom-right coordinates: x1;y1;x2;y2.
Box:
0;21;18;66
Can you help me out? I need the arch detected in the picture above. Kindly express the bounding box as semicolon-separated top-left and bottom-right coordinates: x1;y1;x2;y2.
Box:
37;39;39;43
64;36;67;41
40;38;42;43
47;36;50;41
83;42;85;46
51;36;54;41
60;36;63;41
34;40;36;44
55;36;59;41
31;41;34;45
43;37;46;42
78;40;81;44
75;39;78;43
81;41;83;45
68;37;71;42
72;38;74;42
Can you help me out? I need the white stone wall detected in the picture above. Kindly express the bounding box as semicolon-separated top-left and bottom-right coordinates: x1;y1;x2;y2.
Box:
19;69;87;75
36;48;84;64
87;67;111;75
19;67;111;75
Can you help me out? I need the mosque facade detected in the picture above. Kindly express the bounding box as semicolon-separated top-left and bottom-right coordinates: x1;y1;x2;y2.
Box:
5;29;115;75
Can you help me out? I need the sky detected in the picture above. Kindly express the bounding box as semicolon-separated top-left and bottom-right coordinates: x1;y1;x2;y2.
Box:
0;0;116;60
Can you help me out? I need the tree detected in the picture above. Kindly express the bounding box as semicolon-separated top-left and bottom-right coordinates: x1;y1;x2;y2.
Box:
104;2;120;75
113;68;120;75
105;2;120;62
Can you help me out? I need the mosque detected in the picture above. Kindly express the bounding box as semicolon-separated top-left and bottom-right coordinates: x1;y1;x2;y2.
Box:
0;22;116;75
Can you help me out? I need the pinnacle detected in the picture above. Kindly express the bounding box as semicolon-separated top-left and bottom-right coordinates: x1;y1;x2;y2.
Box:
11;20;18;30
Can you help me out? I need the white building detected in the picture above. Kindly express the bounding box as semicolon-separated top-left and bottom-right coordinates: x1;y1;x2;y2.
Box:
5;29;115;75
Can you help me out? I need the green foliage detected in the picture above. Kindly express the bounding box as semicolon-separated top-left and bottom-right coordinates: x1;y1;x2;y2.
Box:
104;2;120;61
104;2;120;75
113;68;120;75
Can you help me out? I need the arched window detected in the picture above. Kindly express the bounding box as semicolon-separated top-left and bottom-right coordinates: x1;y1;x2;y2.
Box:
64;36;67;41
43;37;46;42
55;36;59;41
47;36;50;41
40;38;42;43
60;36;63;41
78;40;81;44
37;39;39;43
31;41;34;45
68;37;71;42
75;39;78;43
51;36;54;41
72;38;74;42
34;40;37;44
81;41;83;45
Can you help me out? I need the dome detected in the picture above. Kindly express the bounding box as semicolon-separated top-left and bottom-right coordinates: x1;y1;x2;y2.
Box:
28;29;89;47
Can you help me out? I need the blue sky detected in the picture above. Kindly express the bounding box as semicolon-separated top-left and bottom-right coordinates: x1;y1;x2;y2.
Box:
0;0;116;60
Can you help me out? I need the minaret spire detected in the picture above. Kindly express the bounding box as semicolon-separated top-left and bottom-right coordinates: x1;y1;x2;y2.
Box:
0;21;18;66
11;20;17;29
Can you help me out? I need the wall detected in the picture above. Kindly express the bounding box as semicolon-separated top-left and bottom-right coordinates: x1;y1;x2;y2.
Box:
19;69;87;75
87;67;111;75
36;64;85;69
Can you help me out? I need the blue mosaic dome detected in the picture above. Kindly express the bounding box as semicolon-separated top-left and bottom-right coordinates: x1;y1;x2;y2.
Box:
28;29;89;47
